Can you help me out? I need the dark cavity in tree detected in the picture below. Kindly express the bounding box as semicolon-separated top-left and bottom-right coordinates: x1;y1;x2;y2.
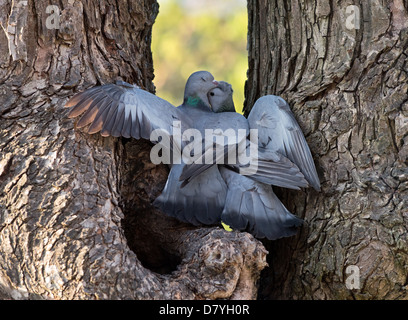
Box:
119;139;184;275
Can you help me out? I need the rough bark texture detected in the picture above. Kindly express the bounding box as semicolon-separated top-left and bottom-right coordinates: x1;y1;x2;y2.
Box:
0;0;267;299
246;0;408;299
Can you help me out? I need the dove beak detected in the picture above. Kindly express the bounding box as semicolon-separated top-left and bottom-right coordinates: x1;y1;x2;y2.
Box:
208;91;214;111
212;80;219;87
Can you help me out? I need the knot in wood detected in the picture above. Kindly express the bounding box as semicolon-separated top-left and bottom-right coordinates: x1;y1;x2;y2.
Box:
200;240;243;273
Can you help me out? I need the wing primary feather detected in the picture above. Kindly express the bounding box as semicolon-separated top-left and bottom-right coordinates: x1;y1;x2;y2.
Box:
65;87;102;109
66;88;105;118
121;105;132;138
136;103;145;139
131;109;141;139
110;102;126;137
76;94;107;128
140;109;153;140
287;131;320;191
100;99;121;137
88;100;113;134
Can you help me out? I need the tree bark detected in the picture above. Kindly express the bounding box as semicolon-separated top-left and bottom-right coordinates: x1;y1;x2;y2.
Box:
246;0;408;299
0;0;267;299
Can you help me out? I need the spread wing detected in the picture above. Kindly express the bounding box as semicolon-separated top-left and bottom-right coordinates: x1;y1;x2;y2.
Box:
65;81;185;140
248;95;321;191
220;167;303;240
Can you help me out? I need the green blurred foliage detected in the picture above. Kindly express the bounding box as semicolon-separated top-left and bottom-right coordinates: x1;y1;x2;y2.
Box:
152;1;248;113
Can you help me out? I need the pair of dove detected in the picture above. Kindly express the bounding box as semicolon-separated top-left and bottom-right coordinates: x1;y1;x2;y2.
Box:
65;71;320;240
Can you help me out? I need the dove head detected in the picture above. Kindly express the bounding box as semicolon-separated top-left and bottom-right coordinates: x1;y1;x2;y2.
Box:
184;71;219;109
208;81;236;113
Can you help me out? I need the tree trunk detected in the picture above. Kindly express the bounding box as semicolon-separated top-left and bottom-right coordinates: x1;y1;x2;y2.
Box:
0;0;266;299
246;0;408;299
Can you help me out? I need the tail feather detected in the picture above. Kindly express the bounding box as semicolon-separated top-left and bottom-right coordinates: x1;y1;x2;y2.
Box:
220;167;303;240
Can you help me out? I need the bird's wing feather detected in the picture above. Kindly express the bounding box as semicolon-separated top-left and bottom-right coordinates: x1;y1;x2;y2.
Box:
178;112;249;184
65;81;184;140
248;95;321;191
154;164;226;226
180;144;309;190
243;158;308;189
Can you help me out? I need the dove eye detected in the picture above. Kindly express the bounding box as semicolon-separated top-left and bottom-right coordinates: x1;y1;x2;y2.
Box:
201;77;206;82
210;92;215;96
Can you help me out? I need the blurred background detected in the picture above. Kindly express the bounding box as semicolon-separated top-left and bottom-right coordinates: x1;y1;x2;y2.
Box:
152;0;248;113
